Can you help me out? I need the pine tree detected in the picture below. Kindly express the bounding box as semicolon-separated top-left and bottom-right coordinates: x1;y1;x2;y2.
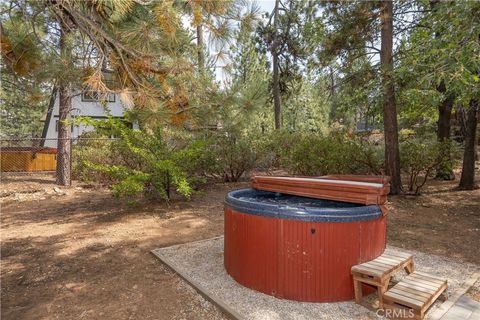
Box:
400;1;480;189
257;0;315;130
1;0;194;185
318;0;405;194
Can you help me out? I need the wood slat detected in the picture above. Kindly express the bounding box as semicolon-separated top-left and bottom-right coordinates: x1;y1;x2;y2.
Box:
351;268;382;278
359;262;391;272
394;282;437;296
365;260;395;271
405;274;444;289
251;176;389;201
353;264;387;276
383;290;425;308
409;275;445;287
374;256;403;266
384;271;448;317
351;251;413;286
389;288;430;306
410;272;446;284
380;253;409;263
401;278;440;291
319;174;390;185
382;251;412;260
353;262;386;272
359;262;449;320
381;251;413;261
389;286;430;301
367;259;393;267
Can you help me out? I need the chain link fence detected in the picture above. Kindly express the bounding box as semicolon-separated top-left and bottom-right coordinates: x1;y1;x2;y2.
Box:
1;138;117;182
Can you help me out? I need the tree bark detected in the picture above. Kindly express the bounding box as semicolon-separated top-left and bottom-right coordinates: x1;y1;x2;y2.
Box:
380;0;402;194
328;67;337;119
196;23;205;73
459;100;478;190
272;0;281;130
435;81;455;179
56;19;72;186
272;52;281;129
437;83;454;141
429;0;455;180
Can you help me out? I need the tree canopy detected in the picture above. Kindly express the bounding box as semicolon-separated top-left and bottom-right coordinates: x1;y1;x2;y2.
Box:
1;0;478;190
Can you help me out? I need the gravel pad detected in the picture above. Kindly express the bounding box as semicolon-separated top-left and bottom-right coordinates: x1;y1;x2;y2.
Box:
152;237;478;320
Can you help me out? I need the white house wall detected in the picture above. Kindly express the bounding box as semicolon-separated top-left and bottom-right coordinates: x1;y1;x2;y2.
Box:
43;90;137;148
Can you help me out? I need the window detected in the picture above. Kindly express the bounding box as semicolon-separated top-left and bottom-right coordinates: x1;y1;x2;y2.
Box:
81;90;115;103
108;93;115;102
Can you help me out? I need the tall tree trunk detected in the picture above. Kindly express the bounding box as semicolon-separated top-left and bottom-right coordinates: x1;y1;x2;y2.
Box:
435;81;455;179
429;0;455;180
328;67;337;120
436;82;454;141
272;52;281;129
459;100;478;190
380;0;401;194
196;23;205;73
272;0;281;130
56;20;72;186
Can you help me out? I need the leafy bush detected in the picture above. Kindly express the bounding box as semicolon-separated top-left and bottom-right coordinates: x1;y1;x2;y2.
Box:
72;134;117;183
255;130;297;170
73;118;194;201
347;138;384;175
200;130;257;182
173;139;215;180
435;140;460;180
284;134;349;175
73;117;464;198
260;131;384;176
400;139;443;194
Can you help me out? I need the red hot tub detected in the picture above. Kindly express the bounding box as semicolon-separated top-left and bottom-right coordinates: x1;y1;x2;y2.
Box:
224;178;388;302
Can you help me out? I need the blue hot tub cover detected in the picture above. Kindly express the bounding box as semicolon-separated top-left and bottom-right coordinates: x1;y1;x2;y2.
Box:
224;188;382;222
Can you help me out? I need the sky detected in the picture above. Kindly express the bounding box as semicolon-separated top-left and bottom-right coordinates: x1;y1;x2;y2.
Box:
257;0;276;13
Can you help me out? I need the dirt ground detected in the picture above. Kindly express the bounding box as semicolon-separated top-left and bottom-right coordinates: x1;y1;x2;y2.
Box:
1;173;479;319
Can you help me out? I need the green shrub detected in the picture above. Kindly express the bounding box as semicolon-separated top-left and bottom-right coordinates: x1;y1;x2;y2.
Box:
173;139;214;179
285;134;346;175
73;119;392;191
72;134;117;183
347;138;384;175
203;130;256;182
260;131;384;176
74;118;194;201
400;139;442;194
435;140;461;180
256;130;298;170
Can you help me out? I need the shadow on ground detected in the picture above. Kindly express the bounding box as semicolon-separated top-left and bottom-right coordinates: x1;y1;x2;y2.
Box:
1;178;479;319
1;182;248;320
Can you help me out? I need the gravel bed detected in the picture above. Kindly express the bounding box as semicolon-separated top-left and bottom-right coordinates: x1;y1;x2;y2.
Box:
152;237;479;320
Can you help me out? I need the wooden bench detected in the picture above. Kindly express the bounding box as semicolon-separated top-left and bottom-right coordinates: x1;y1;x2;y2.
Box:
383;271;448;319
351;250;414;308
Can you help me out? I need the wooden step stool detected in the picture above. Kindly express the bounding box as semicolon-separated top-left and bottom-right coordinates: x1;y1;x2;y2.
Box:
351;250;414;308
383;271;448;319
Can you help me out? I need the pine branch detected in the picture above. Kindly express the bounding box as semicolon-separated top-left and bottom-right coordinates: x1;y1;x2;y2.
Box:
47;0;179;95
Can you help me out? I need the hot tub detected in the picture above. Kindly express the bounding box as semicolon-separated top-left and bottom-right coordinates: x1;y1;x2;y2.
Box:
224;188;386;302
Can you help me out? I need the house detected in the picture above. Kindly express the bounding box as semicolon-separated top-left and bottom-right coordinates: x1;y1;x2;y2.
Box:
41;88;137;147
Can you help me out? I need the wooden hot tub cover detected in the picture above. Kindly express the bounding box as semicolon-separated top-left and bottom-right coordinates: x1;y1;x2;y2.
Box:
251;175;390;205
